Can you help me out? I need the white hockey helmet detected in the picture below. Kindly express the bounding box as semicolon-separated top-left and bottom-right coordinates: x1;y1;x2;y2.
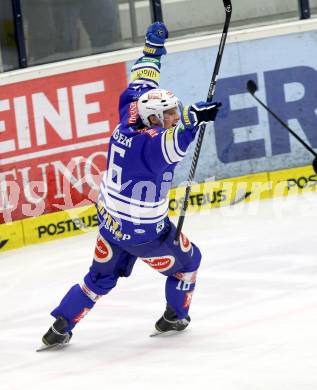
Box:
137;88;179;127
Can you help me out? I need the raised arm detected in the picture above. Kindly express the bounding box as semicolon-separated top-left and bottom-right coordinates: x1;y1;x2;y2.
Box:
119;22;169;127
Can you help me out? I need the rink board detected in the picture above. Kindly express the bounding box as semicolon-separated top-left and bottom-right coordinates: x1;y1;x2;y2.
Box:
168;172;270;216
22;205;98;246
1;19;317;225
0;220;24;251
269;165;317;197
1;164;316;253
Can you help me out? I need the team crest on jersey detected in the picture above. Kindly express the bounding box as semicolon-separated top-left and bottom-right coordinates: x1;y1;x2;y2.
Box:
179;232;192;253
94;235;113;263
142;256;175;272
156;220;165;233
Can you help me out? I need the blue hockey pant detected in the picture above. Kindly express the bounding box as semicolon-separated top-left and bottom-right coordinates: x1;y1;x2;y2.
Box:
51;223;201;332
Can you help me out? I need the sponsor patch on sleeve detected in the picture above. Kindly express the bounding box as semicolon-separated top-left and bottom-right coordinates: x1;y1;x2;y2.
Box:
128;101;139;125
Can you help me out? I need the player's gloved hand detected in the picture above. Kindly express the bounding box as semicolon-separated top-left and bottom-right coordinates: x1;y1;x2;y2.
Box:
143;22;169;57
180;101;222;130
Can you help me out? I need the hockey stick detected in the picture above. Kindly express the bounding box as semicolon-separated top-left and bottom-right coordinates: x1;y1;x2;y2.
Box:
174;0;232;244
246;80;317;175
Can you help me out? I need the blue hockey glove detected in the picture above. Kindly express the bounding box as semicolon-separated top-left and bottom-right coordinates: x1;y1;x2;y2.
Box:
143;22;169;57
180;101;222;130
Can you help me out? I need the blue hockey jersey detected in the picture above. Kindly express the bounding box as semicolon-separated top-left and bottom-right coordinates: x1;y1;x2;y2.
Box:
97;55;198;244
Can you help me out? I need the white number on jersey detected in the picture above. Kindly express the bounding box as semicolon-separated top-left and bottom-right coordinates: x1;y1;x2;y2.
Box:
107;144;126;191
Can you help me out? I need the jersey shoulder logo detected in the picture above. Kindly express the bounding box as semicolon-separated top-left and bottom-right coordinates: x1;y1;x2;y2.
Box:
145;128;159;138
146;128;159;138
136;127;159;139
128;101;139;125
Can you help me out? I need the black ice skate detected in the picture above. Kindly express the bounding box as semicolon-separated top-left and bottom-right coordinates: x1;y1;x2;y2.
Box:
37;316;72;352
151;305;191;337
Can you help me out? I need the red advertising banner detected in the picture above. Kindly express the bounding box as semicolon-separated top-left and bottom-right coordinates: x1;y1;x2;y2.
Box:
0;63;127;223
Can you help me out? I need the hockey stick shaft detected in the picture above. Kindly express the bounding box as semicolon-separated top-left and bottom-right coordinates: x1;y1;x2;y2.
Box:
174;0;232;243
247;80;317;175
249;91;317;158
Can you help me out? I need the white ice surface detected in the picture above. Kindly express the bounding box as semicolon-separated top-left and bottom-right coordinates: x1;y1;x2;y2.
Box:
1;193;317;390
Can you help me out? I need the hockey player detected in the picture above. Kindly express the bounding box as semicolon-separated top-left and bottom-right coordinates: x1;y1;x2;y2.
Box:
40;22;221;349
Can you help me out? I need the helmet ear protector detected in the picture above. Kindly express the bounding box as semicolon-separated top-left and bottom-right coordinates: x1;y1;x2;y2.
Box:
137;89;179;127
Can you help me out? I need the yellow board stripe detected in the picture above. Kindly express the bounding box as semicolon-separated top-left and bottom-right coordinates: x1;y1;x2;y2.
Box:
22;205;98;246
0;164;315;252
0;220;24;251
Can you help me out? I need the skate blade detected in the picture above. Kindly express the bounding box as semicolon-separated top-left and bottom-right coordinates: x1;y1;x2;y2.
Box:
150;329;184;337
36;342;69;352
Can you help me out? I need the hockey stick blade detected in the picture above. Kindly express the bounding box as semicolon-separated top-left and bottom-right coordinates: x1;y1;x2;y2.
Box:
229;190;252;206
246;79;258;95
246;80;317;174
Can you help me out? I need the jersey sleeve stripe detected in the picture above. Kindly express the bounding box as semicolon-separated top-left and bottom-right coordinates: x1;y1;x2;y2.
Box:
145;39;164;47
131;62;160;72
161;130;173;164
133;78;159;87
131;79;158;88
173;127;187;157
163;128;185;163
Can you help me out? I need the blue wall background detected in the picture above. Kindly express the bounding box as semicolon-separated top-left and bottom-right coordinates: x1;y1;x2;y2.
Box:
127;30;317;185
